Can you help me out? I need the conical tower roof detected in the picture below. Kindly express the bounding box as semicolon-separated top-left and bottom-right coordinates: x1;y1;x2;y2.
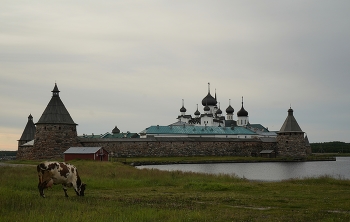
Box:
18;114;36;141
278;107;303;133
304;135;310;146
36;83;77;125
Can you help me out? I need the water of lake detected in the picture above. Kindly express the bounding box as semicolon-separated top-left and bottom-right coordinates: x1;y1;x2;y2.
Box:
136;157;350;181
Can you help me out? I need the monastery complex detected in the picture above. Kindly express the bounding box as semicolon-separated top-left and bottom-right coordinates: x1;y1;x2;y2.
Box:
17;83;311;160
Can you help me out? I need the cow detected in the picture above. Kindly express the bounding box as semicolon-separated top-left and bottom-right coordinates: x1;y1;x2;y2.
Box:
37;161;86;198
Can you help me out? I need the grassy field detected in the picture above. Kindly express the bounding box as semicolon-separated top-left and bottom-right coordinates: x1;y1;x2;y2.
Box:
1;160;350;222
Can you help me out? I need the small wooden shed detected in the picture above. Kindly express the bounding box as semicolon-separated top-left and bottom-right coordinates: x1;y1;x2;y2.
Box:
260;150;276;158
64;147;109;161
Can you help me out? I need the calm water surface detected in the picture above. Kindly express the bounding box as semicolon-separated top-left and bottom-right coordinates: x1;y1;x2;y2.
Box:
137;157;350;181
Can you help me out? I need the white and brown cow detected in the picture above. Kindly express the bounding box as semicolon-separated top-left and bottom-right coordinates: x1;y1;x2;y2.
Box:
37;162;86;198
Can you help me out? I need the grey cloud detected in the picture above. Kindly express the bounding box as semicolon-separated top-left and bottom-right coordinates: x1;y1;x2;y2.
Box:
1;1;350;150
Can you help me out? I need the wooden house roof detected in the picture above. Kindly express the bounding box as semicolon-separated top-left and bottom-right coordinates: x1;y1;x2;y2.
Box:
64;147;107;154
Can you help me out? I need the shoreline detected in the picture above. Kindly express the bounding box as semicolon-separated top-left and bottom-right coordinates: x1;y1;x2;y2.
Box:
129;156;336;166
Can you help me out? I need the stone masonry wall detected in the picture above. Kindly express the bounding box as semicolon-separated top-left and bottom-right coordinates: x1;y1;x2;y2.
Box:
80;138;277;158
17;145;34;160
276;133;308;157
18;135;282;160
21;124;81;160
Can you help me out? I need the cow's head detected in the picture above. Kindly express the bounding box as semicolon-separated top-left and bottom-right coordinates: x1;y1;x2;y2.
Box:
75;183;86;196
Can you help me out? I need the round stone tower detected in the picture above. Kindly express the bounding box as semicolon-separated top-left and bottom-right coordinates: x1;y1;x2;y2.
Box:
32;83;80;159
17;114;36;159
277;107;311;158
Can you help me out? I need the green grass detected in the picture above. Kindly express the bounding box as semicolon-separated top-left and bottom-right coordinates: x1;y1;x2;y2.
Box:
1;160;350;221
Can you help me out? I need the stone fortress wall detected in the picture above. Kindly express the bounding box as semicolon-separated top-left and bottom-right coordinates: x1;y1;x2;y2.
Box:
79;137;278;158
17;83;310;160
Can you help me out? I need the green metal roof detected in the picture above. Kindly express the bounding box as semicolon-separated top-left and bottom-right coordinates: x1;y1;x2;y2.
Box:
248;124;270;132
103;133;139;138
78;132;139;139
145;125;257;135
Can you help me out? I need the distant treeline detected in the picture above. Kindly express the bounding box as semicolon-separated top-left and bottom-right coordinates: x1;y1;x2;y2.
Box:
0;151;17;157
311;141;350;153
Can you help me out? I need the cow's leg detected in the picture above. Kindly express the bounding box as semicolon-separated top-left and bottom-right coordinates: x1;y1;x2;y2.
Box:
38;182;44;197
38;170;53;197
38;181;47;198
38;171;45;197
62;185;69;197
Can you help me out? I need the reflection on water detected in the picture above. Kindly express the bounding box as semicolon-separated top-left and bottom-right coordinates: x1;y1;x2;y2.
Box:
137;157;350;181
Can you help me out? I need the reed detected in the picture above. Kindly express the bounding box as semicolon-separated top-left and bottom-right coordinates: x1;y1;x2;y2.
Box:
1;160;350;221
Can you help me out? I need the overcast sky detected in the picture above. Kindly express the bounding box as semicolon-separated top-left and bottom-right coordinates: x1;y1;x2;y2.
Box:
1;1;350;151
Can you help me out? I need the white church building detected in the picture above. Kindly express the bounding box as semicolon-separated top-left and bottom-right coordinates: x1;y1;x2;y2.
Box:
140;83;276;139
